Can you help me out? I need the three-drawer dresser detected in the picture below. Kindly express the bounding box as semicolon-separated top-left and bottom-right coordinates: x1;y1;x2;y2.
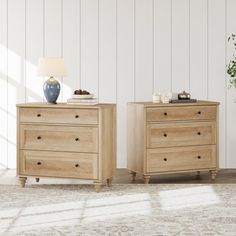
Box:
127;101;219;184
17;103;116;192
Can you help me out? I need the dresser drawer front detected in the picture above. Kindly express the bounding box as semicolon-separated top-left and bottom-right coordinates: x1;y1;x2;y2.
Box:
147;122;216;148
146;106;216;122
19;150;98;179
146;145;216;173
20;125;98;153
19;108;98;125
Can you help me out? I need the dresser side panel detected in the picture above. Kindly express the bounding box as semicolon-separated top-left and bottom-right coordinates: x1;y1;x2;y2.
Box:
216;104;219;169
17;107;20;175
127;104;145;173
100;105;116;181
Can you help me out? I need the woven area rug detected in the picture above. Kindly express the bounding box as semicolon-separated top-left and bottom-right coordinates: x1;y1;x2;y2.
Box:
1;184;236;236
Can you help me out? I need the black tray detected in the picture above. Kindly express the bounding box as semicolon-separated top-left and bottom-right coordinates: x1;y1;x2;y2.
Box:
170;99;197;103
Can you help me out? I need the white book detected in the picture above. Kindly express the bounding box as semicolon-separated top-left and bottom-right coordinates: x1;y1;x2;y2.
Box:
67;98;98;105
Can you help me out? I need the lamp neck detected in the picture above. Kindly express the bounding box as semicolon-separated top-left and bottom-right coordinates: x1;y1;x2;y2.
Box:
46;76;58;84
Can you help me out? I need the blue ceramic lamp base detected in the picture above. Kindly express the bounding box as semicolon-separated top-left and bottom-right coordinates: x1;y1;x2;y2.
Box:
43;76;60;104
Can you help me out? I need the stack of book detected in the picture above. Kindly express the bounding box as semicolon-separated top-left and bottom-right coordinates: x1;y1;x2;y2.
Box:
67;97;98;105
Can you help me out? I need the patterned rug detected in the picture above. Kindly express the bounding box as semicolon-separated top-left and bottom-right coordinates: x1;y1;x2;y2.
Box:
1;184;236;236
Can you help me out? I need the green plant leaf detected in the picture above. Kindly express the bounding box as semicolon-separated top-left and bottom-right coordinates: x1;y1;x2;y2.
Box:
226;33;236;88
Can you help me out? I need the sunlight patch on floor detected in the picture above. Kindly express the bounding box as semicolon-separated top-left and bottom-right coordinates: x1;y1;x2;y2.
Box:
159;185;221;210
0;193;151;233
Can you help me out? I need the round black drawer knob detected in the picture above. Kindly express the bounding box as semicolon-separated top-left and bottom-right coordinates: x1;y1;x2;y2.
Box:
75;115;79;118
75;164;79;167
75;138;79;141
198;111;201;115
37;162;42;165
37;114;41;117
164;158;167;161
37;136;41;140
164;112;167;116
164;133;167;137
198;156;201;159
197;132;201;135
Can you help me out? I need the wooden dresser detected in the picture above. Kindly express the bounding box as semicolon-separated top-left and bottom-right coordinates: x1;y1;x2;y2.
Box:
127;101;219;184
17;103;116;192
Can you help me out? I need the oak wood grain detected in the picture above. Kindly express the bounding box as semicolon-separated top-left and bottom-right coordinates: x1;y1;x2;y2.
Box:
20;125;98;153
146;145;216;173
146;122;216;148
127;101;219;183
17;103;116;192
146;105;216;122
20;150;98;179
20;107;98;125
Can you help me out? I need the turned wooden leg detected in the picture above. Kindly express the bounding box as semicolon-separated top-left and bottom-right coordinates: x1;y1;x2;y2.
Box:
94;181;102;192
36;178;40;183
210;170;217;180
19;177;27;188
196;171;200;179
106;178;112;187
143;175;150;184
130;171;136;183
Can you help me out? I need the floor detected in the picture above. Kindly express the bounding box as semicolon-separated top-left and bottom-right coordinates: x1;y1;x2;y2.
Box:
2;183;236;235
0;168;236;186
114;168;236;184
1;169;236;235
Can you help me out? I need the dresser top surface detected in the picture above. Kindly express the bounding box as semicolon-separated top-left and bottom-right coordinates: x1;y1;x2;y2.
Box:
16;102;116;109
128;100;219;107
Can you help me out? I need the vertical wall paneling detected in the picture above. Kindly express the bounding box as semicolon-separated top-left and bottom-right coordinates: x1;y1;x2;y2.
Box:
25;0;44;102
8;0;26;168
44;0;63;101
0;0;8;168
78;0;81;90
154;0;172;94
189;0;208;99
117;0;134;167
81;0;99;97
135;0;153;101
0;0;234;169
63;0;79;101
44;0;62;58
172;0;190;93
98;0;117;103
208;0;226;168
226;0;236;167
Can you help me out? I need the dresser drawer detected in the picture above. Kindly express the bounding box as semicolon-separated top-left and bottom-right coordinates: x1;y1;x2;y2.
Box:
20;125;98;153
147;122;216;148
146;145;216;173
19;150;98;179
146;106;216;122
19;108;98;125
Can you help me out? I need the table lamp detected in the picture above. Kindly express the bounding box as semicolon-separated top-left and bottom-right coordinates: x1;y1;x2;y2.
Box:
37;57;66;104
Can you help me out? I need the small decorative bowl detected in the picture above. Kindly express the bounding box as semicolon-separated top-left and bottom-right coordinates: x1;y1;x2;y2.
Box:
178;90;191;100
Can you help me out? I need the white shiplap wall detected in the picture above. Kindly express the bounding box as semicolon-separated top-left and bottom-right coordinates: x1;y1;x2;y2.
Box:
0;0;235;168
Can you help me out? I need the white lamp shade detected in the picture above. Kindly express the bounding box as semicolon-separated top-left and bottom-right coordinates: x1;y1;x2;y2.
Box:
37;57;66;77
